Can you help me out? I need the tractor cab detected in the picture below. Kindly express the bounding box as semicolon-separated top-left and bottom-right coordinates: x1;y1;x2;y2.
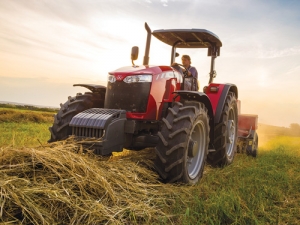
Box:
132;23;222;85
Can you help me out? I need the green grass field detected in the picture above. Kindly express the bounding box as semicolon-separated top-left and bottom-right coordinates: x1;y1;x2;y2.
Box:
0;107;299;224
0;108;54;146
179;137;300;224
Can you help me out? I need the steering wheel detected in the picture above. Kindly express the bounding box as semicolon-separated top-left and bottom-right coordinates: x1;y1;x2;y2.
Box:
172;63;189;77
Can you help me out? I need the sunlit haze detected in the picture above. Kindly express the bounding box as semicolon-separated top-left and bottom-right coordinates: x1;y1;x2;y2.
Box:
1;0;299;127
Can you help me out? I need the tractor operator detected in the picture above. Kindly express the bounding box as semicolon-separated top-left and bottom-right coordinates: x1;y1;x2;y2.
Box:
172;55;198;78
172;55;199;90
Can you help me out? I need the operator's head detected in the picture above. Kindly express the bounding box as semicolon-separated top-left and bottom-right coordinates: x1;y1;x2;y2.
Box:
181;55;191;67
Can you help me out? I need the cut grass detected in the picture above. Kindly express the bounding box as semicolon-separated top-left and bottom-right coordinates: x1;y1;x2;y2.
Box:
0;103;58;113
0;137;299;224
0;108;54;123
0;108;299;224
0;142;179;224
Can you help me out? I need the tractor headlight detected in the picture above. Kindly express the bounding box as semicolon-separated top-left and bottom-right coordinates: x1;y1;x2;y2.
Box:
108;75;116;83
123;74;152;83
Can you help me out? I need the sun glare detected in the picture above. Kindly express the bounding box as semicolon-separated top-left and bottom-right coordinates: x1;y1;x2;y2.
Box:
258;69;268;87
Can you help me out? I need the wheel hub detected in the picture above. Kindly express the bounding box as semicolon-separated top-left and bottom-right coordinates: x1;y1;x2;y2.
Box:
226;119;236;155
227;120;235;143
186;121;206;180
188;140;198;158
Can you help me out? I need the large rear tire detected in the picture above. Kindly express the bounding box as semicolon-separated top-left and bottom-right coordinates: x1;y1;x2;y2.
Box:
207;92;238;166
48;92;104;142
154;101;210;184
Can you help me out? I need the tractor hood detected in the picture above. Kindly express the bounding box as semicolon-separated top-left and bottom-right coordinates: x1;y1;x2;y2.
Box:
109;65;173;76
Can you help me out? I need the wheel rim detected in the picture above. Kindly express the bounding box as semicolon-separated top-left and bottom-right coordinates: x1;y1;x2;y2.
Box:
254;134;258;150
226;107;236;156
186;121;206;180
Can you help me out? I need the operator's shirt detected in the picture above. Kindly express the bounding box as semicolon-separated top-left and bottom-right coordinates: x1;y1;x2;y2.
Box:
186;66;198;79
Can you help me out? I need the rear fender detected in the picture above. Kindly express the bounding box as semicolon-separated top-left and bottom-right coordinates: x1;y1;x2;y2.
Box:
206;83;238;124
73;84;106;94
173;91;214;144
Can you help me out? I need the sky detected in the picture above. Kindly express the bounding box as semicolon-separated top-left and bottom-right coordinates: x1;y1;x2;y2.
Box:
0;0;300;127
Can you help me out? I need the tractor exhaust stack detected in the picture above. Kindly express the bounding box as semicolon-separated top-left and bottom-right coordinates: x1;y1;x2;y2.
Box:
143;22;151;66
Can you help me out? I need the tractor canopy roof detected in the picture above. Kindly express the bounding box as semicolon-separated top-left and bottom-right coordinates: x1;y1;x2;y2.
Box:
152;29;222;48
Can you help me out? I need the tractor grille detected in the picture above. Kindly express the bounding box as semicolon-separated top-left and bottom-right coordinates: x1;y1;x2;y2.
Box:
104;82;151;112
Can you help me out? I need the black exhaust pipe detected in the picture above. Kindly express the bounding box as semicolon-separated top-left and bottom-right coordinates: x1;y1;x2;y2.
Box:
143;22;151;66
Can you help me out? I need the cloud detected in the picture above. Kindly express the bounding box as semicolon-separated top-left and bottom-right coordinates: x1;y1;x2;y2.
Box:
0;0;300;126
0;1;134;66
257;46;300;59
161;0;168;6
224;44;300;60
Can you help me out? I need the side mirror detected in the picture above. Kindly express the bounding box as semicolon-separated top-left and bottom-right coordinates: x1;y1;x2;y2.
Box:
131;46;139;61
175;52;180;57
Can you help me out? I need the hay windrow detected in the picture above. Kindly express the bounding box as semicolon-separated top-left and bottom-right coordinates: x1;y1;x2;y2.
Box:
0;109;54;123
0;139;190;224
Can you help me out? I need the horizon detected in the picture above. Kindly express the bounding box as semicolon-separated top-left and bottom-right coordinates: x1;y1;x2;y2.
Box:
1;100;297;129
1;0;300;127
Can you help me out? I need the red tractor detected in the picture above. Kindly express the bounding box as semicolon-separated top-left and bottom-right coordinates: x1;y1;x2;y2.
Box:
49;23;258;184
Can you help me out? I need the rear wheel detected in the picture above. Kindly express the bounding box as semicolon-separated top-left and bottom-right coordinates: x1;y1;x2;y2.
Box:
154;101;209;184
48;92;104;142
207;92;238;166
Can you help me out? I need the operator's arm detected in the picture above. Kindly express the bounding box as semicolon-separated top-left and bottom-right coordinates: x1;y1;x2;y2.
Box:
189;67;198;79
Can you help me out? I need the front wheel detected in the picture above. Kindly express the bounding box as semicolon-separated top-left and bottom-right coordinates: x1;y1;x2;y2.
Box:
48;92;104;142
154;101;210;184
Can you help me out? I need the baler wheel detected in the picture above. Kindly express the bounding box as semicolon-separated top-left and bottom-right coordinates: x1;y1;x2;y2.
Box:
154;101;209;184
247;133;258;157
